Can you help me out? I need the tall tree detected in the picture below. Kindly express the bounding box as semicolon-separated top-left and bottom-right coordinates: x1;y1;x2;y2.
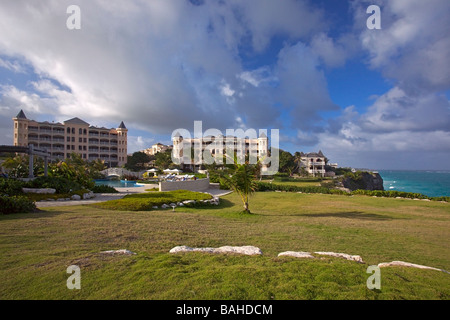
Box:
125;152;151;171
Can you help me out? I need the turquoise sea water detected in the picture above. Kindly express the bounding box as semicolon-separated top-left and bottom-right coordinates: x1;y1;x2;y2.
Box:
378;170;450;198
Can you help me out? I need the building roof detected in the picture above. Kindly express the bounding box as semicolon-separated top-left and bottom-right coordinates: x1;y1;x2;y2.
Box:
15;109;27;119
303;150;326;158
64;117;90;126
118;121;127;129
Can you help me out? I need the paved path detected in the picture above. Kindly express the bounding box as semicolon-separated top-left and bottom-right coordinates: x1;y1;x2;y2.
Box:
35;186;232;208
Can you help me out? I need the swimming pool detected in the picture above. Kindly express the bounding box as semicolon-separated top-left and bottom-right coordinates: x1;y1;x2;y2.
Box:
94;179;141;188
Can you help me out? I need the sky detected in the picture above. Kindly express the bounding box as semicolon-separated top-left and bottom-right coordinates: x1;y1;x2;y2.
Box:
0;0;449;170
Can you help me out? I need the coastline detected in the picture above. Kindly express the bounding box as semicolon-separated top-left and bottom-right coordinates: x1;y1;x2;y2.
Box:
378;170;450;198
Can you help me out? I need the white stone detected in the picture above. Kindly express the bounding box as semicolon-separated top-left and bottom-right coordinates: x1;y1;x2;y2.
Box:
22;188;56;194
161;204;170;209
378;261;449;274
169;245;262;256
71;194;81;200
314;251;364;263
100;249;136;256
169;203;177;207
278;251;315;259
152;206;159;209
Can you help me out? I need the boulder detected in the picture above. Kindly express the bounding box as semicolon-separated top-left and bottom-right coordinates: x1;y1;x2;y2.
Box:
161;204;170;209
378;261;449;274
100;249;136;256
22;188;56;194
314;251;364;263
169;245;263;256
278;251;315;259
71;194;81;200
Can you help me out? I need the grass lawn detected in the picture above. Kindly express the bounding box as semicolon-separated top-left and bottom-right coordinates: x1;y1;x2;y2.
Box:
0;191;449;299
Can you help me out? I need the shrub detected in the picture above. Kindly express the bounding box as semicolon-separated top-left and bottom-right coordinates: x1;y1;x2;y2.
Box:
0;195;37;214
91;185;119;193
0;178;26;196
28;176;82;194
254;181;348;195
92;190;212;211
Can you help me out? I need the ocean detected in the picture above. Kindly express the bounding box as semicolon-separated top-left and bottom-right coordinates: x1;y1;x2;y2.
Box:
378;170;450;198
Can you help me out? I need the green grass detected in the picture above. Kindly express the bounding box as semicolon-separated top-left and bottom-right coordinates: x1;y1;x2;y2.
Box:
90;189;213;211
0;191;449;299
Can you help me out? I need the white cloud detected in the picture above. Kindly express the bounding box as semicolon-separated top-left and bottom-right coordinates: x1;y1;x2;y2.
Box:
356;0;450;92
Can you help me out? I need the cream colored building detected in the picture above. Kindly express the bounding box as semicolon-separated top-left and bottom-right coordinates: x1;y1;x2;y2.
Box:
12;110;128;166
143;143;172;156
299;150;326;177
172;133;268;171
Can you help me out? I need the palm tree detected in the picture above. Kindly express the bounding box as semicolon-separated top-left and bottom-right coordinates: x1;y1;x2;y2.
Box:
217;155;258;214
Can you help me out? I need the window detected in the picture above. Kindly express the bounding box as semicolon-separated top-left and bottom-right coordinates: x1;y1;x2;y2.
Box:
67;127;71;134
72;128;75;134
71;137;75;142
67;137;70;142
79;138;82;143
83;129;87;135
79;128;82;135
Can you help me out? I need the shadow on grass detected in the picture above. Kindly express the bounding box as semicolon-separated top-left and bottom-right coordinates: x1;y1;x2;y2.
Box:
303;211;396;220
0;208;67;220
183;198;236;210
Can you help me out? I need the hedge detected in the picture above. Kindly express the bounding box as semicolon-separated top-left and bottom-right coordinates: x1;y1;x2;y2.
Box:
0;195;37;214
254;181;348;195
254;181;449;202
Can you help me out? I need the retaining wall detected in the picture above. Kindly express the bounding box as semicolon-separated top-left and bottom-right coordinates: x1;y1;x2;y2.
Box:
159;178;210;192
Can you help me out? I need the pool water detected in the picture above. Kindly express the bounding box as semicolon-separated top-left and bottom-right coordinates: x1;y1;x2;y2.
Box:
94;179;140;188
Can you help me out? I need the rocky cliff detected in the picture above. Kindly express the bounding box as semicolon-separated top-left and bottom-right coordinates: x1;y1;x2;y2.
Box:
342;171;384;191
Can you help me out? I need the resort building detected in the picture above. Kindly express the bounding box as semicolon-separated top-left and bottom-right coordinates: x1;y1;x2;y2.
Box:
12;110;128;167
142;143;172;156
172;133;269;171
299;150;327;177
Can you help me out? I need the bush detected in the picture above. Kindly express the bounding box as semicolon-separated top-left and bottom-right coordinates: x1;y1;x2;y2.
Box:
351;189;449;202
28;176;82;194
0;195;37;214
92;190;212;211
91;185;119;193
0;178;26;196
254;181;347;195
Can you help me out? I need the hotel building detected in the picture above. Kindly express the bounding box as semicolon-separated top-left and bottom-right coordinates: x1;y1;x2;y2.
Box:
172;133;269;171
12;110;128;167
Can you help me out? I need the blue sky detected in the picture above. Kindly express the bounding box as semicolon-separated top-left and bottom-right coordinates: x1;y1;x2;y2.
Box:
0;0;449;170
